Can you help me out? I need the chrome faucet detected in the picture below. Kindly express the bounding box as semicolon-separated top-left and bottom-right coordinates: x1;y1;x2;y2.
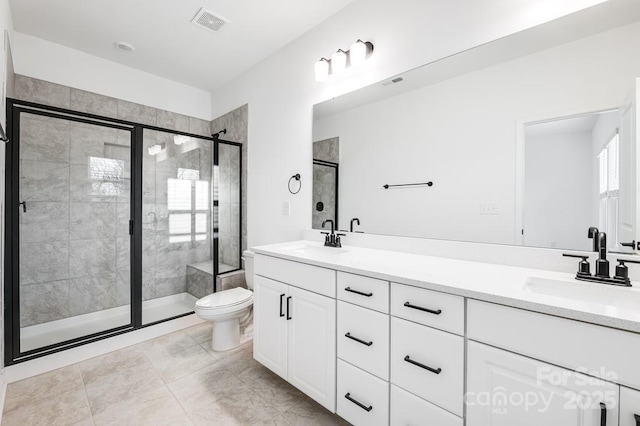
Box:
322;219;344;248
350;218;360;233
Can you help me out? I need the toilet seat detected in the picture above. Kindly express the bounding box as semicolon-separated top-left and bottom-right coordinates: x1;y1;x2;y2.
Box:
196;287;253;310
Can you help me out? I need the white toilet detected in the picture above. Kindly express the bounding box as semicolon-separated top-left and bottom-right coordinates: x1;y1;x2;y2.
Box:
194;251;254;351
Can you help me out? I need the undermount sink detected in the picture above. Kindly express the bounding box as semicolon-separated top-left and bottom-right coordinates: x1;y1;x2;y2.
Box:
524;276;640;310
279;243;348;256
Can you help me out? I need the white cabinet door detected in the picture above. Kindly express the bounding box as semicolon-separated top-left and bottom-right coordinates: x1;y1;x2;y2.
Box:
253;275;289;380
287;286;336;412
620;386;640;426
467;341;619;426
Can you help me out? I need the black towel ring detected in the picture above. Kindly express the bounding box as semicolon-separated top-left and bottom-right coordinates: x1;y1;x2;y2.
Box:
288;174;301;194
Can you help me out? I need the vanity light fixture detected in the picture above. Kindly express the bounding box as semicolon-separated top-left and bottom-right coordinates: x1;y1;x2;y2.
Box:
315;40;374;82
331;49;348;74
315;58;330;82
148;144;164;156
349;39;374;66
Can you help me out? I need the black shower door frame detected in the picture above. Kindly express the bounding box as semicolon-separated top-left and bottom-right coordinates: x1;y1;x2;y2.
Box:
313;158;339;229
3;99;229;365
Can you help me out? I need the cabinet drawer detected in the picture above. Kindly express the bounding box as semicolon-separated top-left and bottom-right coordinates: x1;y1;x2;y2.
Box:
337;301;389;380
390;385;462;426
391;282;464;335
337;360;389;426
255;254;336;298
468;300;640;390
620;387;640;426
390;317;464;416
337;272;389;313
467;341;619;425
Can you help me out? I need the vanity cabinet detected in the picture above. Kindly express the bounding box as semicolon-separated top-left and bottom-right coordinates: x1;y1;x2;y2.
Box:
253;246;640;425
620;387;640;426
467;341;619;425
253;255;336;411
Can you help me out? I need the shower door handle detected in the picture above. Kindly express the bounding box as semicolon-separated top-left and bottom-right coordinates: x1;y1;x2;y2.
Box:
18;201;26;213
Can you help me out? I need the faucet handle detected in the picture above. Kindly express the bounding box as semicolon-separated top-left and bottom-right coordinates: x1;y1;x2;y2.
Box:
562;253;591;277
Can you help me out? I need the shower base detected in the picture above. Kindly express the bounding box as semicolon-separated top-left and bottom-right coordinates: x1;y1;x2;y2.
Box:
20;292;198;353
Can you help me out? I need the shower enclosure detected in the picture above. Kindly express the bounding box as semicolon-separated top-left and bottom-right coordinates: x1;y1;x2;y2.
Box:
4;99;242;364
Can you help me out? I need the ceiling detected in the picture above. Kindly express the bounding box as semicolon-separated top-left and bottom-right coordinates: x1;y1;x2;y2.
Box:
9;0;355;92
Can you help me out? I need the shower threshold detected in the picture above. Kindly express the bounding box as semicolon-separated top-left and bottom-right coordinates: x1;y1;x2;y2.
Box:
20;292;198;353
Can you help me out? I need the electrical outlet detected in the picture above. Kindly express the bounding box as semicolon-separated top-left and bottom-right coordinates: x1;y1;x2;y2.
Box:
480;203;499;215
282;201;291;216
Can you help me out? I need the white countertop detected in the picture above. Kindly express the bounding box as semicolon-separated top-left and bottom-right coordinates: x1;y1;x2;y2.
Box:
252;240;640;334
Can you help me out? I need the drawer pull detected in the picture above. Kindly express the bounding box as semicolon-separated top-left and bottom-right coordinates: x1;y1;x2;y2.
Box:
286;296;292;320
404;355;442;374
345;393;373;412
345;332;373;346
634;414;639;426
404;301;442;315
345;287;373;297
600;402;606;426
279;294;285;317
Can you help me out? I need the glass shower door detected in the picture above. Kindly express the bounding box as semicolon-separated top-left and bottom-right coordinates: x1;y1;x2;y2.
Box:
142;129;214;324
17;110;133;353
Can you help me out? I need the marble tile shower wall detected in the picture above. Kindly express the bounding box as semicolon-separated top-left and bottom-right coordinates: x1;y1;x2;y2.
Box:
210;105;248;260
14;75;212;326
217;143;241;268
142;129;213;302
312;138;339;230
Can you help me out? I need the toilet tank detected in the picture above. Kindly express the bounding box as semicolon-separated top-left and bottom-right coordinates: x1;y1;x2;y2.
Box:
242;250;255;290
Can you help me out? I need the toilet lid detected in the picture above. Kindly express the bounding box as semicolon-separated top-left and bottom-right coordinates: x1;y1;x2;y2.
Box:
196;287;253;309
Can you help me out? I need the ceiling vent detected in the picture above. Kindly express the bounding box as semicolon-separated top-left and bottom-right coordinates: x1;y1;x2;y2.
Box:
192;7;227;32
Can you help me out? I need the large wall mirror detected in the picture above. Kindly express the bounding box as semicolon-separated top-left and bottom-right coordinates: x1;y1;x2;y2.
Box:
312;0;640;253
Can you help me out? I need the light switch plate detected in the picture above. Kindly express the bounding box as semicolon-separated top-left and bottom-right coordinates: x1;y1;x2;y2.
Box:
282;201;291;216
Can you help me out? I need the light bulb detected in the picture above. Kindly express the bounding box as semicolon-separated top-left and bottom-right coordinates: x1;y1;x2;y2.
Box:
315;58;330;82
331;50;347;75
350;40;369;66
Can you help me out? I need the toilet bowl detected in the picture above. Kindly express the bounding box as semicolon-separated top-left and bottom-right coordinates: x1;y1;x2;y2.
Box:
194;251;255;351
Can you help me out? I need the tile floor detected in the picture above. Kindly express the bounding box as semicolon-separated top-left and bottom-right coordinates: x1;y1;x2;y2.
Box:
2;322;350;425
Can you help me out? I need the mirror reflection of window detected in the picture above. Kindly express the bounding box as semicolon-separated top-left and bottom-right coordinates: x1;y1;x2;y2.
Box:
598;132;620;245
167;168;209;243
88;156;124;196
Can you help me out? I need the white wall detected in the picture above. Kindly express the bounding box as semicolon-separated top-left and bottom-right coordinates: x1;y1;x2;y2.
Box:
12;32;212;120
209;0;610;248
312;22;640;245
525;131;593;251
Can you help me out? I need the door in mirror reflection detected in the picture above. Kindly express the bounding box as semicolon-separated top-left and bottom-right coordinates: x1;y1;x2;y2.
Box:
523;106;636;253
